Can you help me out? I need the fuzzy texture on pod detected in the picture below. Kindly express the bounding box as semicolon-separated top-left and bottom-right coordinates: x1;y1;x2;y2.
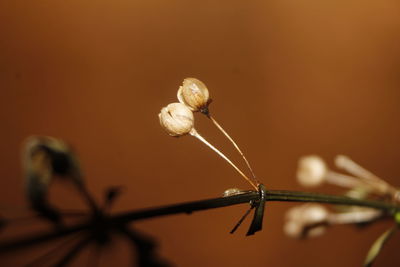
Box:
177;78;210;112
297;155;327;187
159;103;194;136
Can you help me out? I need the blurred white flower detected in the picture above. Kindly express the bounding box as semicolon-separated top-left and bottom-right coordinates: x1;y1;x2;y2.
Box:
284;204;329;239
297;155;327;187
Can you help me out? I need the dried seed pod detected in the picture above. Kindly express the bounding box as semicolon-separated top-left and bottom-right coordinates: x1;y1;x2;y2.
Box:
159;101;258;190
177;78;210;112
159;103;194;136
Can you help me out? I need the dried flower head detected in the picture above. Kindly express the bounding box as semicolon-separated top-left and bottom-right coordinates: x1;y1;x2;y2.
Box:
159;103;194;137
284;204;329;238
177;78;210;113
297;155;327;187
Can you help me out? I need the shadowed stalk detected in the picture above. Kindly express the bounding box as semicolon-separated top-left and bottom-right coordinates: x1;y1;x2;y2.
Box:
25;232;84;267
87;243;101;267
53;235;93;267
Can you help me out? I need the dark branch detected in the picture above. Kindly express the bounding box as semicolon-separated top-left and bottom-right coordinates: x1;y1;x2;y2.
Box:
0;189;398;253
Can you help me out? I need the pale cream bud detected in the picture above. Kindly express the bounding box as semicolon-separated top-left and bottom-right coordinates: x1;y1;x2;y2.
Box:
297;155;327;187
177;78;210;112
284;204;329;238
159;103;194;136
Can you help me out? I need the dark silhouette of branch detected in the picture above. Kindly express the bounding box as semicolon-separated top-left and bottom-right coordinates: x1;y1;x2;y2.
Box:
53;234;93;267
25;232;84;267
0;189;398;254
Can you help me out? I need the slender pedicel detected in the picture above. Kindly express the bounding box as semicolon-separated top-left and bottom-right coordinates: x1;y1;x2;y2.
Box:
335;155;398;196
159;102;258;190
177;77;258;185
207;115;258;185
190;129;258;190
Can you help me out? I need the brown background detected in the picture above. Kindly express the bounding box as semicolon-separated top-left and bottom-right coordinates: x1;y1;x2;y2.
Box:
1;0;400;266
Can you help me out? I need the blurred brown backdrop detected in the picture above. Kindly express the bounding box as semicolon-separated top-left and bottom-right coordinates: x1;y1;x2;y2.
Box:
1;0;400;266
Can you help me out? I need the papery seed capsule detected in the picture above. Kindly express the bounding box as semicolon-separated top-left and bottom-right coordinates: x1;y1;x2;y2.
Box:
177;78;210;112
159;103;194;136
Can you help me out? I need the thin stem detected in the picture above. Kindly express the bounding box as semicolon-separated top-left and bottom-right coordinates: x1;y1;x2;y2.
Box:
328;210;382;225
190;129;258;190
0;189;398;253
75;183;100;214
208;115;258;185
335;155;397;195
325;171;367;189
335;155;381;182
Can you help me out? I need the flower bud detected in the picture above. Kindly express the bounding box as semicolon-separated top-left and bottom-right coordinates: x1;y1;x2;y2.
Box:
284;204;329;238
177;78;210;112
159;103;194;136
23;136;80;225
23;136;83;187
297;155;327;187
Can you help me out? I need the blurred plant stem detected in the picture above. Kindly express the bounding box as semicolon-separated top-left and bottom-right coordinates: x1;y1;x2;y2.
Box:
0;189;398;253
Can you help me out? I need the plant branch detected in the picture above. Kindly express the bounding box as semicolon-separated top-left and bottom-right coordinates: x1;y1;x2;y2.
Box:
0;189;398;253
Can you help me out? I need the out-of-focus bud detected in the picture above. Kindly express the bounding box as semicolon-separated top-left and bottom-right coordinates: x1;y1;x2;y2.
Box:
23;136;83;183
23;136;82;224
284;204;329;239
297;155;327;187
159;103;194;136
177;78;210;112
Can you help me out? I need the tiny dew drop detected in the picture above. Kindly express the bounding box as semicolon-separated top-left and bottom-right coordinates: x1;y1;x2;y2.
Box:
223;188;245;197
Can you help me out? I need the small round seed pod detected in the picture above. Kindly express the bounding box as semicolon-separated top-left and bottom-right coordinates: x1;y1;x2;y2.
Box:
177;78;210;113
297;155;327;187
159;103;194;137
